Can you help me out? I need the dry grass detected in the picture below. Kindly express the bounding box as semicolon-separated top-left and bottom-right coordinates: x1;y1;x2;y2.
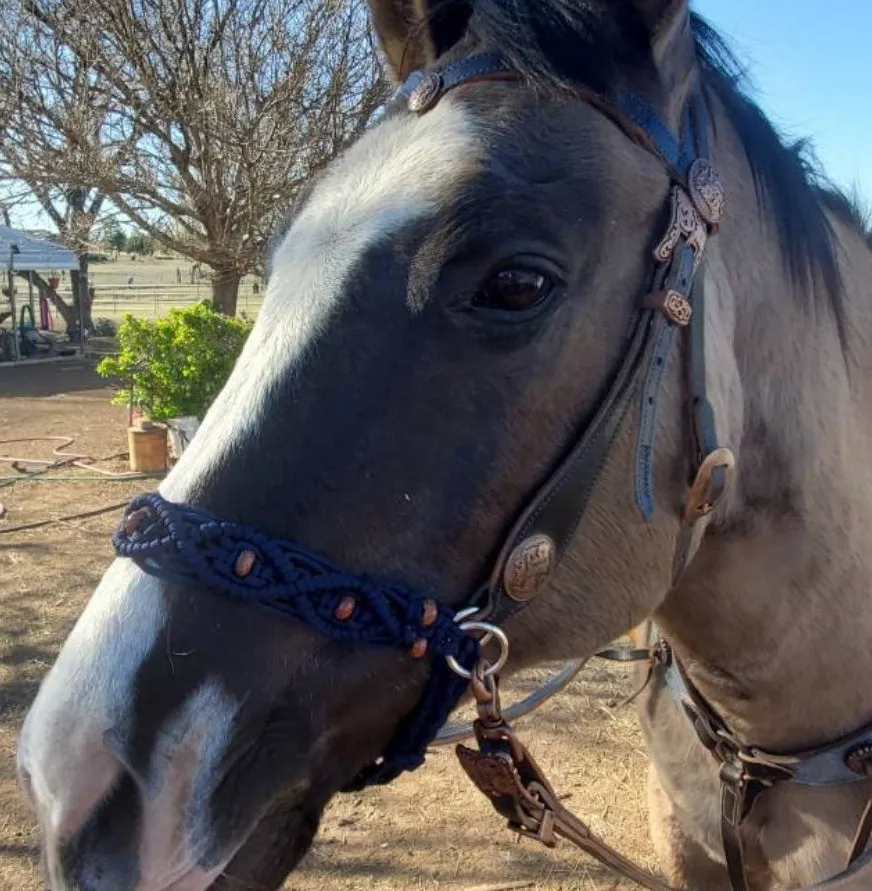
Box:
0;359;656;891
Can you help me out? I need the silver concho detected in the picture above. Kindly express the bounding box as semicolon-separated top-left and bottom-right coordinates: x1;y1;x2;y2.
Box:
688;159;725;225
408;73;443;114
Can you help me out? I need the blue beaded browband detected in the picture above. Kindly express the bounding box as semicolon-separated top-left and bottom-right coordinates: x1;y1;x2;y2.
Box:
114;51;729;790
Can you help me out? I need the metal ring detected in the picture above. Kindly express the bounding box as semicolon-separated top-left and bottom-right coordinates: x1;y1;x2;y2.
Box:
433;657;589;745
445;621;509;679
450;606;495;648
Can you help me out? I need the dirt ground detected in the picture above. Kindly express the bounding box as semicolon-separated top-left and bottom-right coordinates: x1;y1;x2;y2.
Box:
0;358;656;891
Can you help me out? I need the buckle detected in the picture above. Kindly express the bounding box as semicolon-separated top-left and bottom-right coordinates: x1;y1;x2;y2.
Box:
684;448;736;524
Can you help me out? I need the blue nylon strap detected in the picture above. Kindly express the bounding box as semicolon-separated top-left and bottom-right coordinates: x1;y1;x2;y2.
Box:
618;90;696;178
113;492;478;788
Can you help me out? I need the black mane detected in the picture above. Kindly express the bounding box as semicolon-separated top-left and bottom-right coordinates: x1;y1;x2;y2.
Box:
460;1;867;337
819;186;872;250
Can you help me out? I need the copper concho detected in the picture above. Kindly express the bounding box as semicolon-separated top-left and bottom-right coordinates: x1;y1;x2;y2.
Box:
688;159;725;225
663;290;693;326
504;534;556;602
643;289;693;326
408;73;443;114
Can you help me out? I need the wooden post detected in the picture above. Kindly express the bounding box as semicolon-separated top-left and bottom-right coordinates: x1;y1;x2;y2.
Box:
7;248;18;361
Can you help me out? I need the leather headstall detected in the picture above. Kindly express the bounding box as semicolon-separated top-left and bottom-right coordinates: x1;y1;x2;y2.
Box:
395;52;733;627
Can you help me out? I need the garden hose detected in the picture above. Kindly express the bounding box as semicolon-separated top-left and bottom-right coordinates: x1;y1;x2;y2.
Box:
0;435;165;523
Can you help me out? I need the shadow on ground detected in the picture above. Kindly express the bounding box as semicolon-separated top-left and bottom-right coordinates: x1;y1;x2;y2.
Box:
0;358;107;399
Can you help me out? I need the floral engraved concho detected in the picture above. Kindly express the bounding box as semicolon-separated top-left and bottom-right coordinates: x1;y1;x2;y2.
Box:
688;159;726;225
654;186;709;269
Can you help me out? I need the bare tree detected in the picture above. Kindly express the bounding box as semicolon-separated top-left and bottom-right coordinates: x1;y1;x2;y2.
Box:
1;0;387;315
0;12;109;331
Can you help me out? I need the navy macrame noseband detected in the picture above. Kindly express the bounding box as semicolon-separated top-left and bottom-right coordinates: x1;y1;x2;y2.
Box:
113;492;478;789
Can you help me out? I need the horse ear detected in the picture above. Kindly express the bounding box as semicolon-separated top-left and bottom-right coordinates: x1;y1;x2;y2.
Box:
367;0;471;82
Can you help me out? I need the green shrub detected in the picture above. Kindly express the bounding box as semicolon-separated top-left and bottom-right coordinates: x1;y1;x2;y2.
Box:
97;302;253;421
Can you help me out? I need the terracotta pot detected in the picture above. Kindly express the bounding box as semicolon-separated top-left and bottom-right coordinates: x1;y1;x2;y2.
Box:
48;276;60;290
127;420;168;473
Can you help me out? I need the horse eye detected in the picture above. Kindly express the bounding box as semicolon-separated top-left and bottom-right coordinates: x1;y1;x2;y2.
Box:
473;268;555;312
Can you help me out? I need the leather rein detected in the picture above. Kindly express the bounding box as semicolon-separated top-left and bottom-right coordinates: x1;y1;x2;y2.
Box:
111;51;872;891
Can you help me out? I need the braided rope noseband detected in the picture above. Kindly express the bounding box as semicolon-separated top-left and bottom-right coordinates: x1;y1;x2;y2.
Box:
113;491;479;789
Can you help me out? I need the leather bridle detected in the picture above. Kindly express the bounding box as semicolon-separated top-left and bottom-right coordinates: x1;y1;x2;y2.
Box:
395;52;732;625
112;51;872;891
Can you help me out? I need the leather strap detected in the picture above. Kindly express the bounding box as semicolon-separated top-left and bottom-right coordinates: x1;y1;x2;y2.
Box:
659;644;872;890
663;650;872;789
848;800;872;867
457;661;872;891
394;52;517;106
456;719;680;891
618;90;697;177
482;305;657;626
635;239;701;519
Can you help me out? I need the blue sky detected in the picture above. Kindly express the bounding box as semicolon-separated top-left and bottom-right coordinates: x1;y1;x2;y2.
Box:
693;0;871;207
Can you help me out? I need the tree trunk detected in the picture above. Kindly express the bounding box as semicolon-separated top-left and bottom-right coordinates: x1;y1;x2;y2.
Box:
71;254;93;332
17;271;78;330
66;187;95;333
211;271;241;316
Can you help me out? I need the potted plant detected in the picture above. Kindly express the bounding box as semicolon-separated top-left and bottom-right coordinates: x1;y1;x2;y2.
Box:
97;301;252;466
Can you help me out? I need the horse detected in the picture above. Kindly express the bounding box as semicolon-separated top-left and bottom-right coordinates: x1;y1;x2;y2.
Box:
16;1;872;889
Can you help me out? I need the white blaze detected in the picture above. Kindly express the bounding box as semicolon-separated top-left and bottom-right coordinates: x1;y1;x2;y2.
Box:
163;97;483;503
19;95;482;891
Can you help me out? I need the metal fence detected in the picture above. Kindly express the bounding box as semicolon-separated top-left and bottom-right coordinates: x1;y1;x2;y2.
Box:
33;258;266;328
89;284;265;322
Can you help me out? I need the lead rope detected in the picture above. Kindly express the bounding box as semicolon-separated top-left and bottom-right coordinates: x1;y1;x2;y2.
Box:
453;658;680;891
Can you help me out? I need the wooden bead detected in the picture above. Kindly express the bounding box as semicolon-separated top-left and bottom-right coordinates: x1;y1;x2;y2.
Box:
234;549;257;578
409;639;428;659
421;599;438;627
334;595;356;621
123;507;151;536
